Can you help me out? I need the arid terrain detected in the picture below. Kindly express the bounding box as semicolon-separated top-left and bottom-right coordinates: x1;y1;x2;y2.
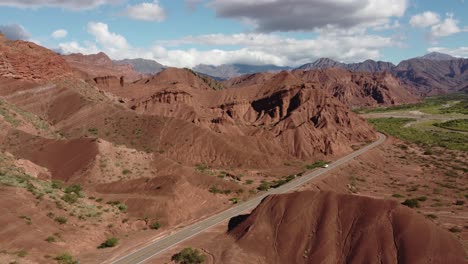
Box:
0;31;467;264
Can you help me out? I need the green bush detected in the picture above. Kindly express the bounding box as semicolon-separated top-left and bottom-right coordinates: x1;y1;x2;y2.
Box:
257;181;271;191
172;247;206;264
150;222;161;230
416;196;427;202
62;193;78;204
51;180;63;189
402;199;420;208
55;253;78;264
54;216;68;225
16;250;28;257
64;184;82;196
449;227;461;233
305;161;327;170
392;194;404;198
45;236;56;243
98;237;119;248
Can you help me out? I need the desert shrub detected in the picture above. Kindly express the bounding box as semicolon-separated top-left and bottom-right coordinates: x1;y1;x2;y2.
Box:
98;237;119;248
16;250;28;257
257;181;271;191
416;196;427;202
245;180;253;185
392;194;404;198
88;128;98;136
455;200;465;206
122;169;132;175
55;253;78;264
45;236;56;243
172;247;206;264
150;222;161;230
402;199;420;208
62;193;78;204
449;227;462;233
54;216;68;225
64;184;82;195
51;180;63;189
426;214;438;219
305;161;327;170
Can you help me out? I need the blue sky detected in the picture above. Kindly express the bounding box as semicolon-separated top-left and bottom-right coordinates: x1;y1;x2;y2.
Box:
0;0;467;67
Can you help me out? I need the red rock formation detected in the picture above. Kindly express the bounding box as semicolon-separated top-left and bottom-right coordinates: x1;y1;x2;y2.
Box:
63;52;144;82
0;34;72;81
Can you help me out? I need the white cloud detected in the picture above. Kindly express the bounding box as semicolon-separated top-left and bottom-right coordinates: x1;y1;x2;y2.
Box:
149;32;397;67
0;0;121;9
123;1;166;22
430;14;462;38
410;11;440;28
428;47;468;58
58;21;399;68
0;23;30;40
52;29;68;39
87;22;129;50
58;41;100;54
208;0;408;32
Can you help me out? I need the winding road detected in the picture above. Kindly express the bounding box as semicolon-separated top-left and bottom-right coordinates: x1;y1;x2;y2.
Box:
110;133;386;264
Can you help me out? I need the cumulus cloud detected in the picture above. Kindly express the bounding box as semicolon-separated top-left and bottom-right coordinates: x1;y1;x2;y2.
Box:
58;41;99;54
0;0;121;9
0;23;30;40
87;22;129;50
430;14;462;38
208;0;408;32
409;11;440;28
52;29;68;39
428;47;468;58
410;12;465;39
123;1;166;22
58;21;400;68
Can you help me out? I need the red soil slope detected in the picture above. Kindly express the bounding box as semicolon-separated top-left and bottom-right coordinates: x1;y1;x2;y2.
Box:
221;191;466;264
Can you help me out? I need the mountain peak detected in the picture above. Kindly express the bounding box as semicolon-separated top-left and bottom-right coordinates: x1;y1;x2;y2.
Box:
420;52;456;61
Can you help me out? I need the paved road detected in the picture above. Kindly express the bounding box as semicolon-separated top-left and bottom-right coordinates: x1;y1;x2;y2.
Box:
111;133;386;264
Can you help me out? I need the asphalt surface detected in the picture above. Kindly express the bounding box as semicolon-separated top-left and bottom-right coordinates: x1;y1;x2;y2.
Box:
111;133;386;264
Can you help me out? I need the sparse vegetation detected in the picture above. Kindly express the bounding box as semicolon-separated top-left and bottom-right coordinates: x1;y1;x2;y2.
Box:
392;193;404;198
150;222;161;230
98;237;119;248
435;119;468;132
88;127;99;136
257;181;271;191
172;247;206;264
16;250;28;258
45;236;56;243
54;216;68;225
449;227;462;233
54;253;78;264
402;199;420;208
305;161;328;170
369;118;468;151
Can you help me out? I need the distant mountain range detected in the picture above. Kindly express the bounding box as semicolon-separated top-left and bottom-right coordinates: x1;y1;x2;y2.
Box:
65;51;466;95
113;58;166;74
193;64;291;80
295;52;467;95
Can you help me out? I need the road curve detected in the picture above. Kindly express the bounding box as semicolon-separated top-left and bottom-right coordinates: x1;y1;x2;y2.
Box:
110;133;386;264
